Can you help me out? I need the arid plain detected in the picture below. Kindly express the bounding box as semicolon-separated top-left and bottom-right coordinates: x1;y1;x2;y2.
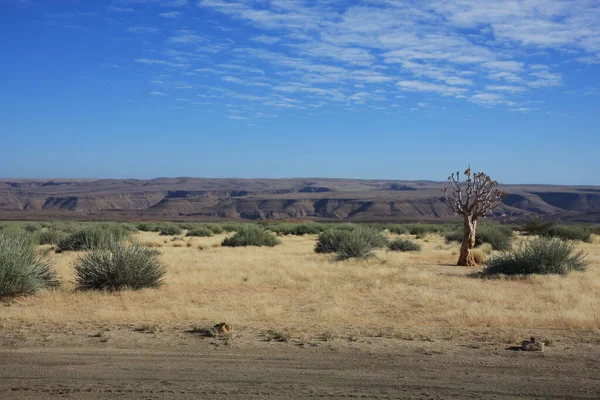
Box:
1;226;600;399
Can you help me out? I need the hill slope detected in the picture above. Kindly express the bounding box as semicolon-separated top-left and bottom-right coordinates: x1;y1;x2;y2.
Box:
0;178;599;222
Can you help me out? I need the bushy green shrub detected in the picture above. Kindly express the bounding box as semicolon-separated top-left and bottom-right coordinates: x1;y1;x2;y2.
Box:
186;227;214;237
222;225;280;247
388;238;421;252
23;223;41;233
221;223;245;232
267;223;324;236
73;240;166;291
476;225;513;251
315;227;387;258
37;230;67;245
445;225;512;251
0;231;58;298
407;224;440;236
58;225;130;251
137;222;159;232
159;224;183;236
522;219;556;235
385;224;408;235
482;238;588;276
336;228;389;260
203;224;224;234
543;226;592;242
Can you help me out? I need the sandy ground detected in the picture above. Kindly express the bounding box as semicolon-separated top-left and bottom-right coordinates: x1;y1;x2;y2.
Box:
1;328;600;399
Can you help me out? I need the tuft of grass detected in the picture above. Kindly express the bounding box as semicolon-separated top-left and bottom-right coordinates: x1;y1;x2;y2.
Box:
58;225;130;251
0;231;59;299
186;227;214;237
73;240;166;291
222;225;281;247
159;224;183;236
482;238;588;276
388;238;421;252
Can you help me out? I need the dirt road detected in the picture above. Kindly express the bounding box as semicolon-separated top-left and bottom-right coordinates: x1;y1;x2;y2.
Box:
1;338;599;399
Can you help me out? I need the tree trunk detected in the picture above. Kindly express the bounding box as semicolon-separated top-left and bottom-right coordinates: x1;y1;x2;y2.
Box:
457;215;477;266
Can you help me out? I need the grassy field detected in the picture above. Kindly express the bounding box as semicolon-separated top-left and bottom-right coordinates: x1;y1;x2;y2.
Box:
1;224;599;344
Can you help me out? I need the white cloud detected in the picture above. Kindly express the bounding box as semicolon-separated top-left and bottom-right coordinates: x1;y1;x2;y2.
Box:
397;80;467;96
150;91;166;95
527;70;562;88
251;35;280;45
485;85;526;93
159;11;183;18
128;26;158;34
168;29;203;44
136;58;189;68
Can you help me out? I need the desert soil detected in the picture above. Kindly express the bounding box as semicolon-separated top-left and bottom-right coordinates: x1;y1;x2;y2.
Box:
1;328;599;399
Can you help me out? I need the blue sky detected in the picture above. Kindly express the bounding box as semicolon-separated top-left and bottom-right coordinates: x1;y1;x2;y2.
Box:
0;0;599;184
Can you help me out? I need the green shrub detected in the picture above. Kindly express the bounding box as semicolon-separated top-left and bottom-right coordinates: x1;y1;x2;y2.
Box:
267;223;324;236
335;228;389;260
314;229;348;254
522;219;556;235
543;226;592;242
137;222;159;232
186;227;214;237
476;225;513;251
444;230;464;243
388;238;421;252
37;230;67;245
445;225;512;251
222;225;280;247
407;224;440;236
159;224;183;236
58;225;130;251
482;238;588;276
221;223;245;232
315;227;387;258
386;224;408;235
204;224;224;234
0;231;58;298
73;240;166;291
23;223;41;233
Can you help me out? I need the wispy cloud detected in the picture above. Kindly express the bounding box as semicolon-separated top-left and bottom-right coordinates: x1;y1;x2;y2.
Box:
159;11;182;18
125;0;599;117
128;26;158;34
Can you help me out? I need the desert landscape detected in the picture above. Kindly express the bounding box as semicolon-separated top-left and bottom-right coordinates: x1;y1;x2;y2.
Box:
3;0;600;397
1;219;600;398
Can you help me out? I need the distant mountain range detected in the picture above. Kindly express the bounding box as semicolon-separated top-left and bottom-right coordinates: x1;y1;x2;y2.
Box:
1;178;599;223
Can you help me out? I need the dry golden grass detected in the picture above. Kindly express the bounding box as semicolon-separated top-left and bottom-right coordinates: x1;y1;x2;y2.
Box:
2;231;600;342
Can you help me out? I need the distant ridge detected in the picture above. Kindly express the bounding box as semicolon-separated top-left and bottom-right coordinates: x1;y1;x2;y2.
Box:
1;178;599;223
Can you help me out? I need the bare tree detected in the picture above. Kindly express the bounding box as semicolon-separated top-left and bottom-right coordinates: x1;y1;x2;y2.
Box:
442;167;507;266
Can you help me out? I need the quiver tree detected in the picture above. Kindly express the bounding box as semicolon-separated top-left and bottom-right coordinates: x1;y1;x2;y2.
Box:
442;167;507;266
